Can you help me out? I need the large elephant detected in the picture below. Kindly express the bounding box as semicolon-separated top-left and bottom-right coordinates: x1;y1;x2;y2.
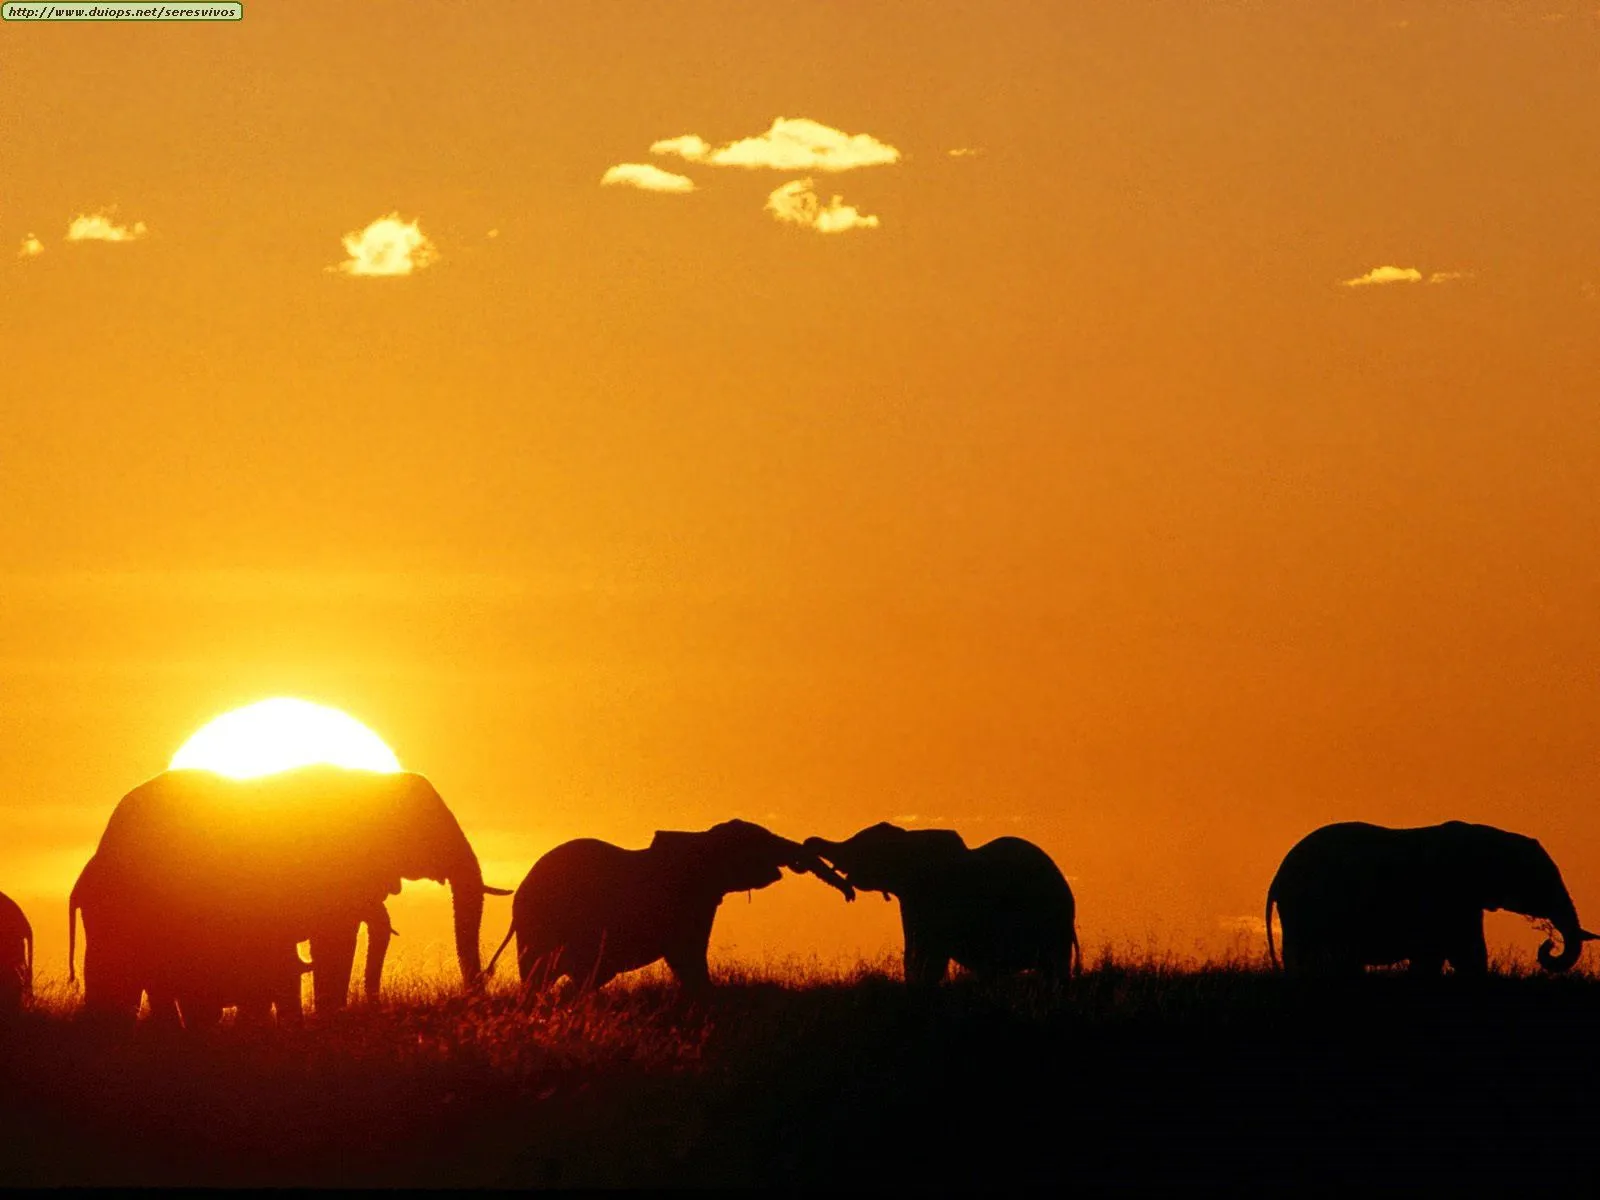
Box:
486;819;855;992
804;823;1079;986
1265;820;1598;976
69;766;506;1025
1;890;32;1013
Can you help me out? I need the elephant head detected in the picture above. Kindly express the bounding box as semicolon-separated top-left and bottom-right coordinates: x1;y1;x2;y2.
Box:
650;819;855;902
804;823;969;899
276;768;503;990
1457;823;1598;971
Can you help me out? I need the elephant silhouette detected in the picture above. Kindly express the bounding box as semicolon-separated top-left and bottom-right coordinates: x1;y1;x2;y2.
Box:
0;890;32;1013
1266;820;1598;976
70;766;508;1027
805;823;1079;986
486;819;854;992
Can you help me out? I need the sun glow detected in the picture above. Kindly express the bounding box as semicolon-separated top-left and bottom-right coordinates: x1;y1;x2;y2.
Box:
170;697;402;779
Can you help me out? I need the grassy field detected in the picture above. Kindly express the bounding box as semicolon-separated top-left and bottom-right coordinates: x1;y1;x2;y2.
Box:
3;952;1598;1187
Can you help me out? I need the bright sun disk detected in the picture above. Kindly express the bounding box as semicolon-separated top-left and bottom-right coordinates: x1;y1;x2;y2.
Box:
170;697;402;779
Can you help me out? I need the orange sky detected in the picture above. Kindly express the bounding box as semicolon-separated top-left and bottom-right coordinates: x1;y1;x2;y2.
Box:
3;1;1599;978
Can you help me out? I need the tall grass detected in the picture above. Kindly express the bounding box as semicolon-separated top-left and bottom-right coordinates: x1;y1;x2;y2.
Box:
6;952;1600;1186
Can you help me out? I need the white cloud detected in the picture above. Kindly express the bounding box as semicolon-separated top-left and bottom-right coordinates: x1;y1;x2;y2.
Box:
1341;265;1423;287
66;212;148;242
334;213;437;277
947;147;984;158
765;179;881;233
18;234;43;258
600;162;697;194
654;117;900;172
1427;269;1473;284
648;134;711;162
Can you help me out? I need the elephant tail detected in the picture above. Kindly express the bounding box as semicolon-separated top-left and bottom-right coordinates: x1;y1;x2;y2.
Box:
484;921;516;979
23;925;32;999
1265;886;1279;971
1070;925;1082;978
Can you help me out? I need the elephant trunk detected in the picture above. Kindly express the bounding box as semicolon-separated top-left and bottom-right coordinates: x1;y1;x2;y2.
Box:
448;857;487;988
1536;893;1589;973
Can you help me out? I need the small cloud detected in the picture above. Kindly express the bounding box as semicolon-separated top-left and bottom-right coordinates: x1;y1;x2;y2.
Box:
765;178;880;233
1341;265;1423;288
654;117;900;172
648;134;711;162
486;228;500;239
66;212;148;243
334;212;437;277
18;234;44;258
947;147;983;158
1427;269;1474;284
892;814;921;825
600;163;697;194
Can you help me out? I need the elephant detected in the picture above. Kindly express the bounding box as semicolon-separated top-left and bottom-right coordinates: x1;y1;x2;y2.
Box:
69;766;508;1026
804;823;1080;986
1;890;32;1013
1265;820;1598;976
486;819;856;992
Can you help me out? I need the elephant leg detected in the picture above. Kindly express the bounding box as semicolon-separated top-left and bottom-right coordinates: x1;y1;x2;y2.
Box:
82;938;142;1019
664;908;716;992
664;945;712;991
177;992;223;1030
516;933;567;991
1039;947;1072;987
1447;916;1489;976
309;922;359;1015
904;933;949;987
1409;953;1446;976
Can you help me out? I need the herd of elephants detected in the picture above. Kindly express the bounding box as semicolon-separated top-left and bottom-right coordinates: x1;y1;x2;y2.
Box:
0;766;1594;1024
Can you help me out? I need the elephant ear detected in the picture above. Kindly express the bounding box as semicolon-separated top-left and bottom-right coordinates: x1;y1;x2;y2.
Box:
650;830;702;865
651;824;786;898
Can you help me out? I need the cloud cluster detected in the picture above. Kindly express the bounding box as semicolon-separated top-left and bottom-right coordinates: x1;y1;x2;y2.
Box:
602;117;899;235
18;234;43;258
66;212;148;242
600;163;696;194
335;213;437;277
765;179;880;234
1342;264;1473;288
650;117;901;172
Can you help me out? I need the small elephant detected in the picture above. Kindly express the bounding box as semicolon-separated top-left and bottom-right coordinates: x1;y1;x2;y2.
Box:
1266;820;1598;976
486;819;855;992
805;823;1079;986
1;890;32;1013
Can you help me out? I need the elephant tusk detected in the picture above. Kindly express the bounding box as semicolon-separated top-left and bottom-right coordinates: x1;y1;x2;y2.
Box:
1581;929;1600;942
483;885;515;896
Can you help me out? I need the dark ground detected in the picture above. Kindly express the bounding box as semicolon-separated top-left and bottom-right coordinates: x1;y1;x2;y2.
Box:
1;959;1595;1188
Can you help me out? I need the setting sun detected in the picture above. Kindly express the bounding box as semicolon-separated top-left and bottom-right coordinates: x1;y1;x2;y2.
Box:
169;698;401;779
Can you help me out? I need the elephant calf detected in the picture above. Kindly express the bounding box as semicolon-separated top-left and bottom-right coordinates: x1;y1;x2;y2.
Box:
805;823;1079;986
1;889;32;1014
1266;820;1598;976
487;819;854;992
